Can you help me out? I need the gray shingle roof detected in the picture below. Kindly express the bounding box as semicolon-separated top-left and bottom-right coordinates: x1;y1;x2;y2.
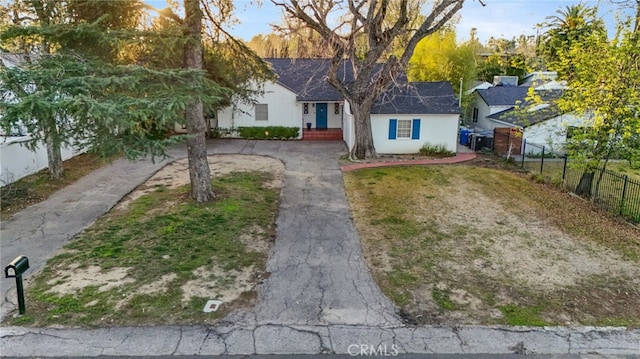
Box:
266;58;345;101
487;104;564;128
372;82;461;114
265;58;460;115
476;86;530;106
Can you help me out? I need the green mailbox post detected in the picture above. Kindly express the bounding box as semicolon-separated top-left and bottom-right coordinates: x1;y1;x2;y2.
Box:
5;255;29;315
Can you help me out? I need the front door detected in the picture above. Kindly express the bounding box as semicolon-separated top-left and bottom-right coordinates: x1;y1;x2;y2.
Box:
316;103;328;129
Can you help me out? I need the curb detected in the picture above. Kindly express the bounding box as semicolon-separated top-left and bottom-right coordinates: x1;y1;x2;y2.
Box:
341;152;477;172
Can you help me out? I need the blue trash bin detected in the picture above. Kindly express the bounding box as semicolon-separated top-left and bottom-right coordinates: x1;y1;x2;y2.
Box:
459;129;469;145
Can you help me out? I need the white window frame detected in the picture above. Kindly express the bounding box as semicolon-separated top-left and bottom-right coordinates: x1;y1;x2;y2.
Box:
396;119;412;139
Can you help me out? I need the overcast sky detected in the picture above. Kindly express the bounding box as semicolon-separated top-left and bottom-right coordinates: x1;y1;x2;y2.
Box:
146;0;634;43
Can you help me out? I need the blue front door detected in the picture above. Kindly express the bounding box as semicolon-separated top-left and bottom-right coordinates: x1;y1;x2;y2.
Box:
316;103;328;129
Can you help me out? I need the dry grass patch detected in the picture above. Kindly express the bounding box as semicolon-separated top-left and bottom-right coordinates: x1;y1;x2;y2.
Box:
6;155;284;327
344;165;640;327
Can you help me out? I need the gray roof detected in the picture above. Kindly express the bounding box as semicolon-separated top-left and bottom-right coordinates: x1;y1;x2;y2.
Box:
265;58;460;115
266;58;346;102
372;81;461;114
476;86;530;106
487;104;563;128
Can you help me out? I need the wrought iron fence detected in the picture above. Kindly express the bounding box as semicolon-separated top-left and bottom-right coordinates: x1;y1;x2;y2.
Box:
492;129;640;224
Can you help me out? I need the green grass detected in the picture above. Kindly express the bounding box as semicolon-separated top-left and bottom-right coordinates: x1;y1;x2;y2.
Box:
344;165;640;327
432;287;455;311
521;158;640;224
500;304;550;326
7;171;278;327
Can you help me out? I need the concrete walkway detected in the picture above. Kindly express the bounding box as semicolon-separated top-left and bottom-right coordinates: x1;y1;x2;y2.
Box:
1;139;639;356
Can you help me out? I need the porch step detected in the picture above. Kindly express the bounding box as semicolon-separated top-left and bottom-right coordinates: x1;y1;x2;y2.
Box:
303;129;343;141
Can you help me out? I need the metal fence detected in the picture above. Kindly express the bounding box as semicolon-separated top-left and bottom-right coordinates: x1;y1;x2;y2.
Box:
492;129;640;224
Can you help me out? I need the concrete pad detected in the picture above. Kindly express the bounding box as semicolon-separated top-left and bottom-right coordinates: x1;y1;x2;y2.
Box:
218;327;256;355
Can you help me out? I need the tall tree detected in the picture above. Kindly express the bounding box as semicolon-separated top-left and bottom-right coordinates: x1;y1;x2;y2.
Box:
408;28;476;94
183;0;214;202
272;0;466;159
538;2;606;79
1;0;228;191
0;0;145;180
554;1;639;195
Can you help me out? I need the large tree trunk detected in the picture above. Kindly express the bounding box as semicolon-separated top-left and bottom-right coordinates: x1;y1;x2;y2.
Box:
184;0;214;202
575;171;594;197
44;120;64;180
349;98;377;159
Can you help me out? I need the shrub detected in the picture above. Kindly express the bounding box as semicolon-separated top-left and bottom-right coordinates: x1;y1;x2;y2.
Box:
237;126;299;140
419;143;455;157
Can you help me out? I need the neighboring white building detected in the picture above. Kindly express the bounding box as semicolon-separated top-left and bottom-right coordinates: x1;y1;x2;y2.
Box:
487;104;586;154
470;85;530;130
200;59;462;154
1;51;83;185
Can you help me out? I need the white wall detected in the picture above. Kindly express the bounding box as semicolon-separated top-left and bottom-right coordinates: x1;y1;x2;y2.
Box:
524;113;585;153
301;102;343;129
1;136;83;185
371;114;459;154
216;81;301;134
476;104;512;132
343;101;355;151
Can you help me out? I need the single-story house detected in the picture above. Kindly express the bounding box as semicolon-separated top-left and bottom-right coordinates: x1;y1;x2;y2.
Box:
200;58;461;154
487;102;586;155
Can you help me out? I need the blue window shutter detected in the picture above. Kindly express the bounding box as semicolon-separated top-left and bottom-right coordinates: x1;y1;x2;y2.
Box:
411;119;421;140
388;119;397;139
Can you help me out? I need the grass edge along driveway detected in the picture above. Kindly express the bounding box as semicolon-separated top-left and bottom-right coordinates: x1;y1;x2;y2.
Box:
7;170;280;327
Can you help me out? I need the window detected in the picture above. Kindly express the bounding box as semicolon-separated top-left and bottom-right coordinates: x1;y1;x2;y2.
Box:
255;104;268;121
334;103;340;114
472;108;479;123
397;119;412;138
303;103;309;114
388;119;420;140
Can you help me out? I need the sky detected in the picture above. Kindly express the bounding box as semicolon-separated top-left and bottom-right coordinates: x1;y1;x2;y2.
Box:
145;0;634;43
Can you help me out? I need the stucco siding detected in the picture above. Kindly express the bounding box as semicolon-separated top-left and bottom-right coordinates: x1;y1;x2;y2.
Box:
1;137;83;185
217;81;299;129
477;105;512;131
371;114;459;154
524;113;586;152
343;101;355;151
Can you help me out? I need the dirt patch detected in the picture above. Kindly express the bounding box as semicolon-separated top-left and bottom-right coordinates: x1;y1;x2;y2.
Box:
46;266;135;295
47;155;283;303
181;263;257;305
116;155;284;209
431;176;638;291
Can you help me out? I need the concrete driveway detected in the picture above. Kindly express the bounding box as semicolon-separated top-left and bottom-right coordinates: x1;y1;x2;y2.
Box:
1;139;398;326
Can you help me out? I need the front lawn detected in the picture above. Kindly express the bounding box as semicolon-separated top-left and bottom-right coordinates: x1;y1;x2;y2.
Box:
7;160;281;327
344;165;640;327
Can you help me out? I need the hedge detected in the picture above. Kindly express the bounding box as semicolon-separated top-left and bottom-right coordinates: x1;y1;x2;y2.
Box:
237;126;300;140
